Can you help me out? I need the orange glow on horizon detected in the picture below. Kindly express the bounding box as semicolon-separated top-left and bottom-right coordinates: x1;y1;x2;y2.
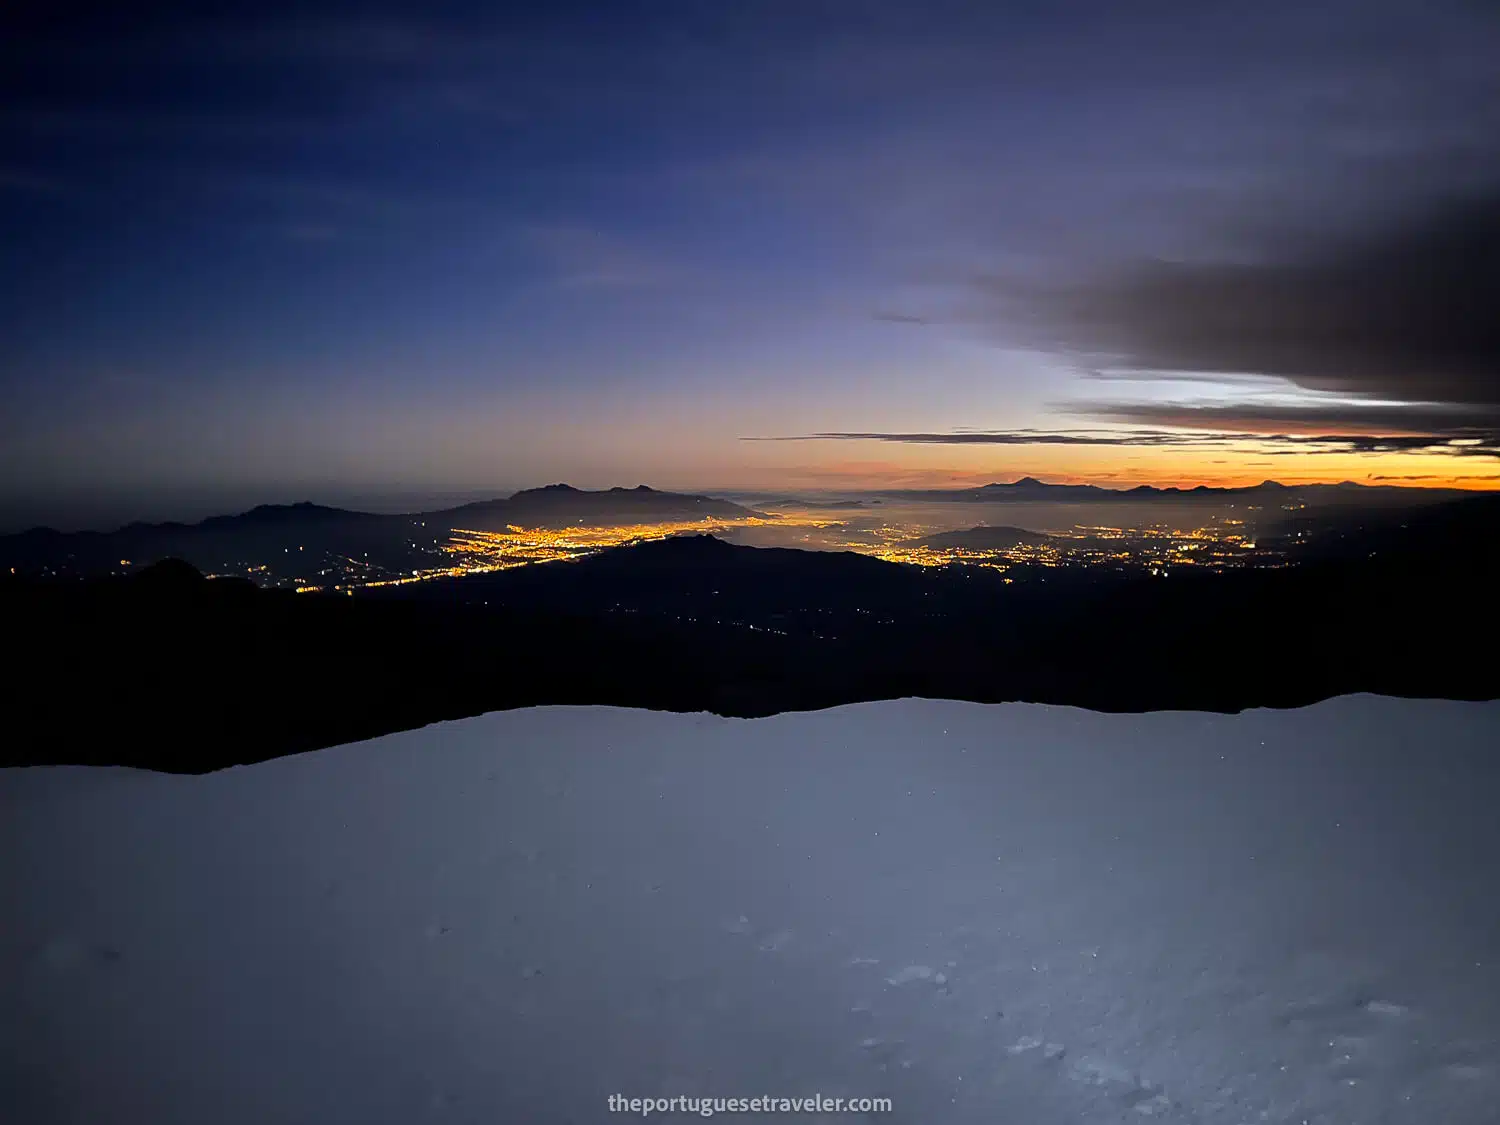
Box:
735;460;1500;494
715;436;1500;493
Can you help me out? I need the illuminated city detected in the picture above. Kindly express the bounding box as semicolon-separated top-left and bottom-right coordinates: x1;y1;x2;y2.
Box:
253;509;1295;594
288;514;840;592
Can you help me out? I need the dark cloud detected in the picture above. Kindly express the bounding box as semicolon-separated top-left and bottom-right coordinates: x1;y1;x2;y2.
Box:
1367;473;1500;483
873;311;930;325
748;426;1500;458
982;189;1500;411
1065;400;1497;439
745;430;1193;447
1255;435;1500;457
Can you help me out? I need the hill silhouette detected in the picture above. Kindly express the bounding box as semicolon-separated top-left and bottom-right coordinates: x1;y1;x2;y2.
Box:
916;525;1054;550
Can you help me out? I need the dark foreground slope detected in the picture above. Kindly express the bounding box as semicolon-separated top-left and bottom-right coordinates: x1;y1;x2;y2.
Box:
4;493;1497;772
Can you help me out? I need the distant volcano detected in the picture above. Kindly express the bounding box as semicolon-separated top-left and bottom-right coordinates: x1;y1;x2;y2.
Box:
427;485;771;530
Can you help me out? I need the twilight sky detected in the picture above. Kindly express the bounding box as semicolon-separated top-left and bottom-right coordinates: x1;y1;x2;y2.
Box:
3;1;1498;526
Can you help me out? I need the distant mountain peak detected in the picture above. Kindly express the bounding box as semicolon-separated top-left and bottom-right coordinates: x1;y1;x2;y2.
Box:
199;501;357;528
983;477;1049;488
431;485;767;530
247;501;326;514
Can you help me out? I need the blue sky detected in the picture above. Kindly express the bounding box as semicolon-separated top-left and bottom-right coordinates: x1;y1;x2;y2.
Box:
2;1;1497;526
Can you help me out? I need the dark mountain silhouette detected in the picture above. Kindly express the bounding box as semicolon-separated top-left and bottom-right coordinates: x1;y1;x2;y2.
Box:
983;476;1101;498
882;477;1470;504
915;525;1054;550
1287;490;1500;563
0;503;411;574
427;484;769;530
383;532;969;621
6;491;1497;773
194;501;390;531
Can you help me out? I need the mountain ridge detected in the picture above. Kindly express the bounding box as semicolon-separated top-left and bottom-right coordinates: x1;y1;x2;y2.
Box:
6;479;1482;539
906;477;1472;502
4;485;769;538
3;480;1489;582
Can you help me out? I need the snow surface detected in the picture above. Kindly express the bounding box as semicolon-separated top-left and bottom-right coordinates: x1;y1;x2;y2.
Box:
3;696;1498;1124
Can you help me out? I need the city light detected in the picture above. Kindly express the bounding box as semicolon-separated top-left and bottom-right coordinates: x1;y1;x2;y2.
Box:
265;510;1288;595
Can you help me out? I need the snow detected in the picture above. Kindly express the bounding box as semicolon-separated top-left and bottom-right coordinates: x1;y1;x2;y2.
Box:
3;696;1498;1123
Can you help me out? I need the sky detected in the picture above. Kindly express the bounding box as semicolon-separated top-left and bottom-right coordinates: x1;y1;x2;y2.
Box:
2;1;1498;526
